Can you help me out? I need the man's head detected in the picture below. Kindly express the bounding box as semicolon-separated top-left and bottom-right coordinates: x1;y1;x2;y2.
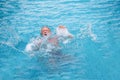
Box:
40;26;51;37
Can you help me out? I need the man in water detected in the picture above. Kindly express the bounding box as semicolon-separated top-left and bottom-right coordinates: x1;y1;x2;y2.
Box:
25;25;73;52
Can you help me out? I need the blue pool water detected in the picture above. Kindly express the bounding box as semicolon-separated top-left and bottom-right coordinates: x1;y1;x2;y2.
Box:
0;0;120;80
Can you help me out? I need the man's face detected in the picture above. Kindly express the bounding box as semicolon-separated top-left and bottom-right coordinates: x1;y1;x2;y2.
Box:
41;27;51;37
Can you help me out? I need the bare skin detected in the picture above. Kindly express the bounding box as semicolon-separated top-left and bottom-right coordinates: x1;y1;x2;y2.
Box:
41;27;51;37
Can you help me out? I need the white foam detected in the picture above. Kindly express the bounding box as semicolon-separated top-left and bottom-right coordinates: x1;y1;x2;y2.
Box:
25;36;58;53
78;24;97;41
25;37;41;52
88;24;97;41
25;43;34;52
56;27;73;37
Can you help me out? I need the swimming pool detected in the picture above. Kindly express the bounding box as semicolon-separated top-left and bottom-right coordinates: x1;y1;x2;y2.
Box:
0;0;120;80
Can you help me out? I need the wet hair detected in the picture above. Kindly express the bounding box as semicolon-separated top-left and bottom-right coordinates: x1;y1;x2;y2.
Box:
40;26;51;36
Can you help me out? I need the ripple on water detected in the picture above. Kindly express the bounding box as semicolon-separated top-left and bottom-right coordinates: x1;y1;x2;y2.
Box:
0;0;120;80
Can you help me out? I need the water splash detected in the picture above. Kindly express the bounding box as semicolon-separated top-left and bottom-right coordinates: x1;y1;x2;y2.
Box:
25;36;60;57
25;27;74;56
0;26;20;46
56;26;74;44
78;23;97;41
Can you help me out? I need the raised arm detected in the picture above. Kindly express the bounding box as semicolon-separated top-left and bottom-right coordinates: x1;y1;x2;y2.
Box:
56;25;74;38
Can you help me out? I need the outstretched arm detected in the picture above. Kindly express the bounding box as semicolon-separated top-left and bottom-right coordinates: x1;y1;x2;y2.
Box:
56;25;74;38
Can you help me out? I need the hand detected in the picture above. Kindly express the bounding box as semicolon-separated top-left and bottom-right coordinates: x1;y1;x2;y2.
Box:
59;25;66;29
